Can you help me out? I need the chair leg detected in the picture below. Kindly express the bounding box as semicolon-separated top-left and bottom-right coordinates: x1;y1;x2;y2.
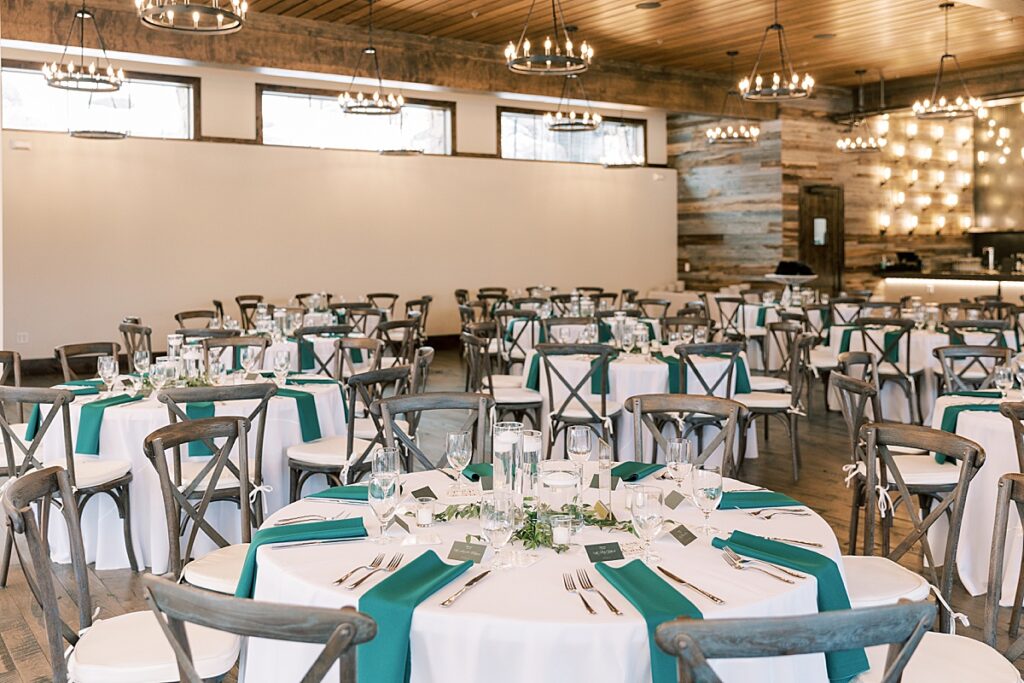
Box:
289;465;300;503
788;413;800;482
1009;553;1024;639
116;483;138;573
0;526;12;588
848;481;863;555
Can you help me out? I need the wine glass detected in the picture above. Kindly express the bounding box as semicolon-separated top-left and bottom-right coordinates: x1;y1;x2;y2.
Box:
694;326;708;344
691;466;723;537
680;325;694;345
445;431;472;495
621;331;635;354
480;491;516;569
566;426;592;481
996;365;1014;399
372;445;401;479
133;351;151;377
629;485;664;564
239;346;260;378
762;291;776;306
97;356;118;396
665;438;693;490
208;360;225;386
273;349;291;386
368;473;399;544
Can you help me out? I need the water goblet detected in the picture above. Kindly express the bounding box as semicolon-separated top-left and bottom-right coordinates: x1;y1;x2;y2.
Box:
480;491;516;569
208;360;225;386
691;466;723;537
97;355;118;396
694;326;708;344
368;473;399;544
239;346;260;378
996;365;1014;399
680;325;694;345
166;333;184;361
133;350;151;377
629;485;664;564
665;438;693;490
622;332;635;354
372;445;401;479
445;431;472;495
566;426;592;482
273;349;291;386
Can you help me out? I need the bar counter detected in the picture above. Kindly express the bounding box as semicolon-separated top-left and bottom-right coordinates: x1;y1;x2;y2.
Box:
877;271;1024;303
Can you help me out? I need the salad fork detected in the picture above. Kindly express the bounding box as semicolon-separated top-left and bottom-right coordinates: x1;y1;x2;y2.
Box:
563;572;596;615
722;548;793;584
576;569;622;615
722;546;807;580
333;553;384;585
348;553;403;589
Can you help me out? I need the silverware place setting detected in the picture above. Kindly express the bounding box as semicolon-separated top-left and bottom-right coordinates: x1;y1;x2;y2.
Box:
656;565;725;604
334;553;384;585
746;508;812;520
766;536;823;548
348;553;404;589
576;569;622;615
563;572;597;615
721;546;806;583
273;511;349;527
440;570;492;607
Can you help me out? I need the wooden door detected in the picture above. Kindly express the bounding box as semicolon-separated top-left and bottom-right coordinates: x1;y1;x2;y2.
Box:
798;185;845;295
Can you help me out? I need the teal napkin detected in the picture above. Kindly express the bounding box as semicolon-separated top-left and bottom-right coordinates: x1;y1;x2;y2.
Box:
357;550;471;683
185;402;216;456
462;463;493;481
935;402;1001;463
234;517;367;598
286;377;348;421
712;531;868;683
598;320;613;343
838;328;855;354
756;306;768;327
719;491;802;509
308;485;368;501
652;353;681;393
590;353;617;395
946;328;1009;348
274;387;322;442
611;461;664;482
704;353;751;394
75;394;144;455
23;404;41;441
595;560;702;683
525;354;541;390
947;390;1001;398
59;379;103;395
287;337;316;371
882;330;902;363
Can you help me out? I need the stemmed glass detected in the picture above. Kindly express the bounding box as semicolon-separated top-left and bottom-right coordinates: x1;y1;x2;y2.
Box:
273;350;291;386
445;431;472;495
665;438;693;490
680;325;694;345
629;485;664;564
150;360;171;393
480;491;516;569
996;365;1014;399
372;445;401;478
97;355;118;397
368;473;398;543
621;332;635;354
566;426;592;484
133;351;151;378
239;346;260;379
694;327;708;344
691;466;723;537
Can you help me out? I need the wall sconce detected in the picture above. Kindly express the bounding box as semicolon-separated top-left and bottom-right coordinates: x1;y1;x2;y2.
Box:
958;171;971;190
879;167;892;186
956;127;971;146
978;151;989;166
1003;145;1012;155
908;169;919;186
894;190;906;207
877;116;890;136
918;194;932;211
979;106;990;120
906;121;918;140
946;149;959;166
879;211;891;235
934;215;946;233
999;127;1011;141
999;155;1008;165
931;125;945;141
987;129;996;140
918;146;933;162
933;170;945;188
944;192;959;210
904;214;919;234
893;143;906;159
959;214;972;232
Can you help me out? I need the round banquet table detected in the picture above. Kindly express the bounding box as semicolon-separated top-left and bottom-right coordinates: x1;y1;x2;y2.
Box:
37;377;347;572
206;335;354;375
521;350;759;465
928;393;1023;606
244;466;844;683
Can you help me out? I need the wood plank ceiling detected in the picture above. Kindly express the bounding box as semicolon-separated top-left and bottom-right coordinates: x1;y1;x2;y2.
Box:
248;0;1024;87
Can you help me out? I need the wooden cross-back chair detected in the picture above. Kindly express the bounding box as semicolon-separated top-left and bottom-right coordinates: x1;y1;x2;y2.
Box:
366;292;399;317
590;292;619;310
535;343;619;459
801;303;830;342
55;342;120;382
0;350;25;424
861;301;900;318
986;468;1024;661
144;417;252;589
462;332;542;429
933;345;1011;393
478;287;507;296
201;335;270;374
345;304;386;338
212;299;225;322
143;574;375;683
713;295;749;342
625;394;744;477
837;350;880;392
541;316;593;344
673;341;744;399
454;288;470;306
295;292;334;309
156;384;275;526
830;372;882;554
548;293;574;316
2;467;238;682
636;298;671;321
293;324;354;376
944;318;1011;349
338;337;385;384
119;323;153;372
376;319;420;367
372;392;493;472
0;387;137;586
830;296;865;325
174;310;217;329
655;602;935;683
494;308;539;371
620;288;639;304
235;295;264;329
662;316;714;343
856;317;922;424
766;321;802;378
576;286;604;295
405;296;431;339
478;292;509;320
510;296;545;310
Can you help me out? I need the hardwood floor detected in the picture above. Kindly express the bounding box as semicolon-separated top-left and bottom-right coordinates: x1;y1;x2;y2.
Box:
1;350;1021;681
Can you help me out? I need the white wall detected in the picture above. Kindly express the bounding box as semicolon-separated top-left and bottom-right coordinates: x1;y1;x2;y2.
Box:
3;131;677;357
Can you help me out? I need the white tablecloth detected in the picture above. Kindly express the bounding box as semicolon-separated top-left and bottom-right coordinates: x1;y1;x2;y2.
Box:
244;467;843;683
38;379;347;572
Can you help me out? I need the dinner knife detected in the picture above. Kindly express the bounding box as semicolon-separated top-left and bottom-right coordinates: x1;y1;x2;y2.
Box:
440;570;492;607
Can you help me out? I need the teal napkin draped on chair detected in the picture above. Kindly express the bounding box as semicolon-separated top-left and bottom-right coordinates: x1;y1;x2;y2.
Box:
718;491;802;509
505;319;545;344
935;402;1001;463
274;388;322;442
307;485;368;501
595;560;702;683
700;354;751;395
357;550;471;683
462;463;493;481
590;353;617;395
755;306;768;327
652;353;681;393
234;517;367;598
287;377;348;421
611;462;664;482
185;402;216;456
712;531;868;683
286;337;316;371
525;354;541;391
75;394;144;455
838;328;900;362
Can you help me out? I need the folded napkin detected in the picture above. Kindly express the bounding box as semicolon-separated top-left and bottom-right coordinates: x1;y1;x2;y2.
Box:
935;402;1001;463
185;402;216;456
286;337;316;371
525;354;541;391
718;491;802;509
699;354;751;395
947;390;1002;398
23;404;41;441
54;379;103;395
595;560;702;683
307;485;368;501
590;353;617;395
75;394;144;455
756;306;768;327
652;353;681;393
286;377;339;385
235;517;367;598
462;462;493;481
357;550;472;683
274;387;322;442
611;461;664;482
712;531;868;683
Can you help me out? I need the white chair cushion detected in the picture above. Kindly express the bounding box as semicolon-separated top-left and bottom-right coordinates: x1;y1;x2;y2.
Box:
182;543;249;595
855;632;1021;683
556;399;622;420
288;435;373;467
493;387;543;405
746;327;767;337
68;610;240;683
809;347;839;369
848;455;959;487
748;376;789;392
841;555;930;608
736;391;792;409
486;374;524;389
67;457;131;489
353;416;409;440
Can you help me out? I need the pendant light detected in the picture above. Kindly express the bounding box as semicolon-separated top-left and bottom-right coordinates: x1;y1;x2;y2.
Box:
339;0;404;115
544;76;602;132
135;0;246;34
739;0;814;101
837;70;885;153
706;51;760;145
44;4;124;92
912;3;982;119
505;0;594;76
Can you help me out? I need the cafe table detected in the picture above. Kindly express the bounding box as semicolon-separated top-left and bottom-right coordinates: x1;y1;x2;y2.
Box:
243;466;847;683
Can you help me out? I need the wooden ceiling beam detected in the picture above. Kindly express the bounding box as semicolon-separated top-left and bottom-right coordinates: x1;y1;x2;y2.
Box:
0;0;778;117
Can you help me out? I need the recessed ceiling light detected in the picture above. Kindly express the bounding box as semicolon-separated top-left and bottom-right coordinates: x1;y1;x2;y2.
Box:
813;32;836;39
636;2;662;9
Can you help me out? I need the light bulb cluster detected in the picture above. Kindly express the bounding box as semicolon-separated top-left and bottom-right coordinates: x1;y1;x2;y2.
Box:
706;122;760;144
43;59;123;92
339;90;404;115
739;71;814;101
912;94;983;120
544;109;601;132
836;119;886;153
135;0;246;33
505;35;593;75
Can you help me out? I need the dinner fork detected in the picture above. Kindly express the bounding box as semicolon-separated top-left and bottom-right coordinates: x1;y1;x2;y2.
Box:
576;569;622;615
348;553;404;589
721;548;793;584
746;508;811;520
563;572;596;615
274;511;348;527
722;546;806;580
333;553;384;585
